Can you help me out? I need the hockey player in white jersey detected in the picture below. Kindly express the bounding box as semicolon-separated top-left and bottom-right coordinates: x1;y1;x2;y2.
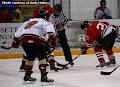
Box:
12;14;56;83
19;15;60;73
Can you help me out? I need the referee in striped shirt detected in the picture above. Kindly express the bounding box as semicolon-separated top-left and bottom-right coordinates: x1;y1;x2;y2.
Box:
49;4;74;65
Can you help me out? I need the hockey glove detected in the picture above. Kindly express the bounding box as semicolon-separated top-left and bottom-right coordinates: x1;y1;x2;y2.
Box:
12;37;20;48
46;45;54;55
80;45;88;55
47;33;56;49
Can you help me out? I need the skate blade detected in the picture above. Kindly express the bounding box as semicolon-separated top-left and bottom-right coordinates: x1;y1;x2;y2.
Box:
40;82;54;86
23;80;36;84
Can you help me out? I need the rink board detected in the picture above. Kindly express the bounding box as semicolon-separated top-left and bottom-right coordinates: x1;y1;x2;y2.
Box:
0;48;120;59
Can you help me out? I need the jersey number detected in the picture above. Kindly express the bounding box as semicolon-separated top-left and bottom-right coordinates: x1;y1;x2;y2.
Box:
96;23;107;30
25;21;38;29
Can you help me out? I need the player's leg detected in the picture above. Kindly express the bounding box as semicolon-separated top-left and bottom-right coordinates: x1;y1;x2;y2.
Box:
47;53;60;72
57;30;74;65
23;60;36;81
39;59;54;82
38;45;54;83
19;54;27;72
22;44;36;82
101;28;117;66
94;47;106;67
105;50;116;65
45;44;60;71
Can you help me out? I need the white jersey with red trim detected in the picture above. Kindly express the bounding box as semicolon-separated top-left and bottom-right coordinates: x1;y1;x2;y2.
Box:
15;18;56;41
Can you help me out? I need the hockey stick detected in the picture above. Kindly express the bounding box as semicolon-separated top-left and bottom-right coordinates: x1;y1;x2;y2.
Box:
100;65;120;75
1;46;12;49
55;60;69;69
57;54;81;69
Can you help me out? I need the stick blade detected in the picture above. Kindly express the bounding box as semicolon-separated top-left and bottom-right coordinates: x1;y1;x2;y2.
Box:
56;63;68;69
1;46;11;49
100;71;112;75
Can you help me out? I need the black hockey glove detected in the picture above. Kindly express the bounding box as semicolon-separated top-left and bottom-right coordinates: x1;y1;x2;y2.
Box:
12;37;20;48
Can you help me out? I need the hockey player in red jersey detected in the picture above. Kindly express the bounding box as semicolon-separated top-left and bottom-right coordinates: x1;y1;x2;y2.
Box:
80;21;118;67
11;14;56;83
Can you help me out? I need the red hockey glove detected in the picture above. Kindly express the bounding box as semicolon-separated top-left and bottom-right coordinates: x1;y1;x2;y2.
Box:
12;37;20;48
47;33;56;49
81;45;88;55
81;50;87;55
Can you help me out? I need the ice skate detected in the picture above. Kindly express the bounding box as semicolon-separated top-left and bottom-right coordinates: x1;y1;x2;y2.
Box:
23;74;36;84
24;75;36;82
96;62;110;68
19;65;25;72
50;64;61;72
96;59;116;68
23;70;36;84
41;72;54;86
105;59;116;67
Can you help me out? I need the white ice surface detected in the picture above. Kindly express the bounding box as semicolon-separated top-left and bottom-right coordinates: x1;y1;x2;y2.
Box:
0;53;120;87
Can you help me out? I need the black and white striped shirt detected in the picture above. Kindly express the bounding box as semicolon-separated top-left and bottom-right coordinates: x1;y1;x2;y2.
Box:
49;12;68;31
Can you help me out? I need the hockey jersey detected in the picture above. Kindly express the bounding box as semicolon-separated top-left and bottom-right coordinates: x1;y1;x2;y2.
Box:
85;21;110;48
15;18;56;45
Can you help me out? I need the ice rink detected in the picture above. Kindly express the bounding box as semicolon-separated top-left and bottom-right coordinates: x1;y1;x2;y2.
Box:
0;53;120;87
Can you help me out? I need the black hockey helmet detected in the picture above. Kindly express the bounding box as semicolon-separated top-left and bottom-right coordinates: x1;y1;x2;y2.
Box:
53;4;62;17
80;21;89;30
54;4;62;12
100;0;106;6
